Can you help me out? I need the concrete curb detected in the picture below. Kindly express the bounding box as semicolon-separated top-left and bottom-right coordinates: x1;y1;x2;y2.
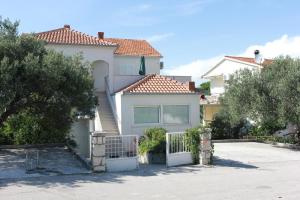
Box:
212;139;300;150
0;171;94;182
259;141;300;150
212;139;257;143
0;143;65;149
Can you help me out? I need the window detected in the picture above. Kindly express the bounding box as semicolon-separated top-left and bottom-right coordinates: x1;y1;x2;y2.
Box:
134;106;160;124
163;105;189;124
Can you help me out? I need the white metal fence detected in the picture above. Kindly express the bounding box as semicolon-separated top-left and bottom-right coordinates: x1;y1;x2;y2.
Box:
105;135;139;172
166;132;193;167
25;150;40;171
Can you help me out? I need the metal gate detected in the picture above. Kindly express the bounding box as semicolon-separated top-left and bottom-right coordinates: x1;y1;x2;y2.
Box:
105;135;139;172
166;132;193;167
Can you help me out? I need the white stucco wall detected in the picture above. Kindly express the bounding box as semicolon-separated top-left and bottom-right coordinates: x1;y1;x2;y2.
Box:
94;107;102;131
46;44;115;63
46;44;116;92
205;59;260;95
113;56;160;76
92;61;109;92
113;75;144;92
114;93;123;132
205;59;259;78
210;76;225;94
70;119;90;158
117;94;200;136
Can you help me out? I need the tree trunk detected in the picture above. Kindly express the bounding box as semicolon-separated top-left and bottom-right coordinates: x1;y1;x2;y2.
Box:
0;108;16;128
0;97;21;128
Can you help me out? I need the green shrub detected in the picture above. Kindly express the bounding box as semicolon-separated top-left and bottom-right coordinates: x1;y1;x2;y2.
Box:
256;135;298;144
249;121;284;137
210;109;249;139
139;127;167;155
0;131;13;145
185;127;201;164
0;111;69;145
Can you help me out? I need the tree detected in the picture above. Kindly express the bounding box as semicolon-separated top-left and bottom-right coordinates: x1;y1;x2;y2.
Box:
223;56;300;138
210;108;248;139
199;81;210;95
0;18;95;144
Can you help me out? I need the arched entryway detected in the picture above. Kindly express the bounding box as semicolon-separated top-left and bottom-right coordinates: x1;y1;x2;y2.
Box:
92;60;109;92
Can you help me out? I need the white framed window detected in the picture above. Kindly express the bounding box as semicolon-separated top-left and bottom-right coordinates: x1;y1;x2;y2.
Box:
134;106;160;124
163;105;189;124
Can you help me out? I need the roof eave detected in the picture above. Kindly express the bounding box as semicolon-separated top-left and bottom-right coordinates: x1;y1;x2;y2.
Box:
225;57;262;68
122;92;198;95
114;54;162;57
44;41;118;47
201;58;226;78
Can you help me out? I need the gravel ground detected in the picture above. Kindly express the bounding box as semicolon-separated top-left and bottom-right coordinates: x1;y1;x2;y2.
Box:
0;142;299;200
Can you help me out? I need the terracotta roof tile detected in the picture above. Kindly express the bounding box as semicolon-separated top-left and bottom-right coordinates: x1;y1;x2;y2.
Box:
36;25;116;46
106;38;161;57
225;56;273;66
36;25;162;56
120;74;195;94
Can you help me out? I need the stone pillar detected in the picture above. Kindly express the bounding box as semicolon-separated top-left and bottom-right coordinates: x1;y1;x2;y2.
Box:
200;128;212;165
91;133;106;172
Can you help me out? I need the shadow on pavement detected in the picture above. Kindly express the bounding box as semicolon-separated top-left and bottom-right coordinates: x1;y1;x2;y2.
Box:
0;156;258;189
213;156;258;169
0;164;204;189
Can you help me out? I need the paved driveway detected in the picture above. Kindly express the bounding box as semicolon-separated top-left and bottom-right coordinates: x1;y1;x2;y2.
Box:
0;142;300;200
0;147;90;179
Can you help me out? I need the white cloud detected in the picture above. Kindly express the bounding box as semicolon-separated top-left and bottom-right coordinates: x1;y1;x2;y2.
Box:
162;55;223;84
146;33;174;43
241;35;300;58
163;35;300;83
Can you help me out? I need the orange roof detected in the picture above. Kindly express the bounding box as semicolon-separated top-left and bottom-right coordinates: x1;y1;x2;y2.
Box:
36;25;162;56
106;38;161;57
36;25;116;46
225;56;273;66
120;74;195;94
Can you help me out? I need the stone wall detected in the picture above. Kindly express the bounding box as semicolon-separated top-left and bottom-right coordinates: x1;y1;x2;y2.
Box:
91;133;106;172
199;128;213;165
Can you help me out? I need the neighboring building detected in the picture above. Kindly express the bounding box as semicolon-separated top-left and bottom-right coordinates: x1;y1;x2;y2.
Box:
200;50;272;124
36;25;200;158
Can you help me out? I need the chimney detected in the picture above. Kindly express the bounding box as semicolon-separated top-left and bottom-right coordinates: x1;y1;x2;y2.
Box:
254;50;262;64
188;81;195;91
98;32;104;40
64;24;70;29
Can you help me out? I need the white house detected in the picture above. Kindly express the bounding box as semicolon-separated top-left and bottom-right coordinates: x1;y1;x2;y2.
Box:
36;25;200;158
200;50;273;123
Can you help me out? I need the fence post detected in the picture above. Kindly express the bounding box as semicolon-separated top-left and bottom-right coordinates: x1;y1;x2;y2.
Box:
166;133;170;167
91;132;106;172
200;128;212;165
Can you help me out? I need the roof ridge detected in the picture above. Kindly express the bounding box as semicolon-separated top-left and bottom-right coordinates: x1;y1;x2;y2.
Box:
35;27;66;35
36;26;117;46
224;55;273;67
119;74;194;94
225;55;273;60
106;37;147;42
70;28;102;41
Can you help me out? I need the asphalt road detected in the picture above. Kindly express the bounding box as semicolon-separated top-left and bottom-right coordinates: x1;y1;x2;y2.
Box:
0;142;299;200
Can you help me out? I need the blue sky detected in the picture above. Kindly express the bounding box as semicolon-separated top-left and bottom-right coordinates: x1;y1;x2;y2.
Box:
1;0;300;81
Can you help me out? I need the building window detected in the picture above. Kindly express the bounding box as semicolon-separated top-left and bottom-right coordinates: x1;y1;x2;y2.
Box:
134;106;160;124
163;105;189;124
